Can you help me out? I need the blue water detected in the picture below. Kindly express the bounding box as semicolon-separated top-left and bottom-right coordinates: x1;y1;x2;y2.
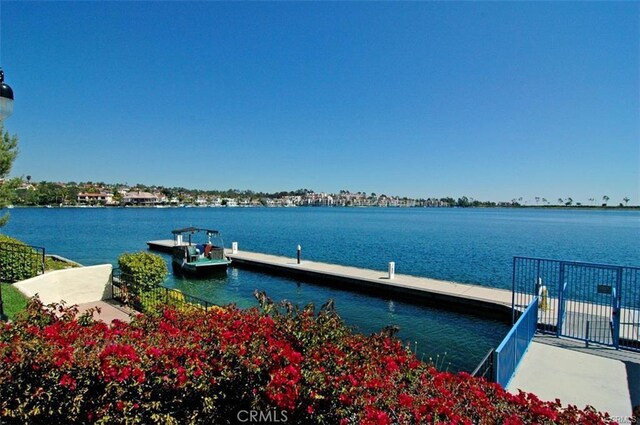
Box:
3;207;639;371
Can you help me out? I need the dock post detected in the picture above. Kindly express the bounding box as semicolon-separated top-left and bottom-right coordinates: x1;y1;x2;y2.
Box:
297;245;301;264
585;321;590;348
232;242;238;254
388;261;395;279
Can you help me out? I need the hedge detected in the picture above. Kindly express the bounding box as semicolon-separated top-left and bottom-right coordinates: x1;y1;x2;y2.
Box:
117;251;168;294
0;234;43;283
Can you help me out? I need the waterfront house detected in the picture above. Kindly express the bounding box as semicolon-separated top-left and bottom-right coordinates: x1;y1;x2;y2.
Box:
122;191;160;205
77;192;114;205
17;182;36;191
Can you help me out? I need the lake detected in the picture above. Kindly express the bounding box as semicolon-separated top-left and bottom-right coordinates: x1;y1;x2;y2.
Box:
3;207;639;371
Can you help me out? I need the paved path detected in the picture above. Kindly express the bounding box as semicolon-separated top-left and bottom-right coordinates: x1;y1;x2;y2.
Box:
508;335;640;420
75;299;134;323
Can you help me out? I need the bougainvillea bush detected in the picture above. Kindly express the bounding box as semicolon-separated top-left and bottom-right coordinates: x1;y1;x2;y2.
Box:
0;294;615;424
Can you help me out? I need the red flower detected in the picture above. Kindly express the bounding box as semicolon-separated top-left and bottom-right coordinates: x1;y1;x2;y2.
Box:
59;374;76;390
398;393;414;408
363;406;391;425
0;297;615;424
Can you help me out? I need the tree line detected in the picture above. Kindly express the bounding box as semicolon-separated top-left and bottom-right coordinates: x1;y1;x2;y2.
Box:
0;127;634;209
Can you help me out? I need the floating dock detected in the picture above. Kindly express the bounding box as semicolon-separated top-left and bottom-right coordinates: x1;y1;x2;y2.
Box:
147;241;514;317
147;239;187;254
222;251;639;339
223;249;514;319
147;245;639;338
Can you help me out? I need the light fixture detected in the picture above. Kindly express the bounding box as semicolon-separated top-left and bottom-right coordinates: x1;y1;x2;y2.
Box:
0;68;13;319
0;69;14;121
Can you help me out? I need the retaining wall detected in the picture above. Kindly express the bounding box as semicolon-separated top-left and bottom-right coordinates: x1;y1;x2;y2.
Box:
14;264;113;305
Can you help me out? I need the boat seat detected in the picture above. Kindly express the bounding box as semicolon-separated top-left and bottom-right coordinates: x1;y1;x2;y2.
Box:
204;244;213;257
187;246;198;262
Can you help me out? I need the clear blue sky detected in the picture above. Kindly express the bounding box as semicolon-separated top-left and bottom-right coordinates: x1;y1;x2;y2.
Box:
1;2;638;204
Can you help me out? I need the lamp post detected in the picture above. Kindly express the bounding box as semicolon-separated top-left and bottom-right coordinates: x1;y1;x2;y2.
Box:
0;69;14;121
0;68;14;320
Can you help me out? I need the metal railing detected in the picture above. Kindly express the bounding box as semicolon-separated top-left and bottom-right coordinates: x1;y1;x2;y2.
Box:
473;255;640;383
471;348;494;381
111;269;219;313
493;295;539;388
512;256;639;351
0;241;46;283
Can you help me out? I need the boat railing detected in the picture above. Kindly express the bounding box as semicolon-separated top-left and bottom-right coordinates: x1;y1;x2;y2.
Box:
209;247;225;260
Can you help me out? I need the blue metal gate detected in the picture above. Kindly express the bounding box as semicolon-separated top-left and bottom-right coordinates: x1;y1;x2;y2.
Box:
513;257;639;351
557;263;621;347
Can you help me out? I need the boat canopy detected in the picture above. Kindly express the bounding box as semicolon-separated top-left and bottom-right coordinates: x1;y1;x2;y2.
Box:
171;227;220;235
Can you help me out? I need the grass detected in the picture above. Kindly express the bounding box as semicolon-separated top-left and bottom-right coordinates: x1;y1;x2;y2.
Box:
0;257;80;320
1;282;29;321
45;256;80;271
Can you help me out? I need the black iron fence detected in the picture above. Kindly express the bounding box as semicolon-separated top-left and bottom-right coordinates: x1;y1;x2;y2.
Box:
0;241;46;283
111;269;219;313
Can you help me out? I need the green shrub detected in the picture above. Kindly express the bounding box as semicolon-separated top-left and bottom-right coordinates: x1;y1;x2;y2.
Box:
117;251;168;294
135;287;201;315
0;234;43;283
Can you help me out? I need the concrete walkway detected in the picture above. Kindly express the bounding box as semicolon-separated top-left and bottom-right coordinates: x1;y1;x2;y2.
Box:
508;335;640;420
75;299;134;323
223;249;514;315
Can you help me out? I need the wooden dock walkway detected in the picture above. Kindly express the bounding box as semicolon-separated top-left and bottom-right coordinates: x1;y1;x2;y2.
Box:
224;249;514;318
147;239;188;254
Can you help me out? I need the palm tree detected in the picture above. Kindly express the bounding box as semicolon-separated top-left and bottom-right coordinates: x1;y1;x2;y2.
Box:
623;196;630;206
565;197;573;206
602;195;610;206
535;197;540;205
588;197;595;206
558;198;563;205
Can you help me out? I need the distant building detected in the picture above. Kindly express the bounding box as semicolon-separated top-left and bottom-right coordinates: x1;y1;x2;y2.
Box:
303;192;334;206
335;191;367;206
122;191;160;205
377;195;390;207
77;192;113;205
17;183;36;191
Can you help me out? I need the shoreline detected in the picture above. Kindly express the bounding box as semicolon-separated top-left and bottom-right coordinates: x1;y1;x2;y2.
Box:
5;204;640;211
